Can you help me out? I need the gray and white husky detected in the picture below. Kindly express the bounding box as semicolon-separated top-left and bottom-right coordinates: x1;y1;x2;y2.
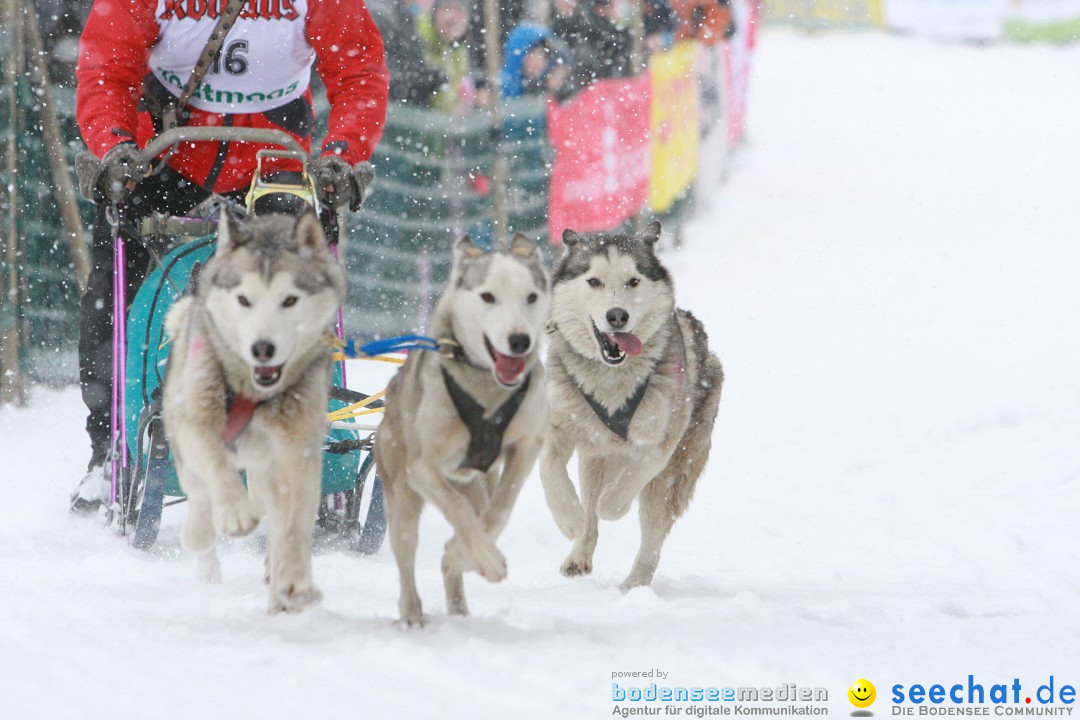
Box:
540;221;723;590
162;209;345;614
376;234;550;626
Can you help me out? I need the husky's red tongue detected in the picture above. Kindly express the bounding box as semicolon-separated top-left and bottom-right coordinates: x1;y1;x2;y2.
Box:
606;332;643;357
493;352;526;385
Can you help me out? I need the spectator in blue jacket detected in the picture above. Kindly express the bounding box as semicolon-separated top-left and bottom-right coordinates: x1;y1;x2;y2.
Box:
501;23;574;100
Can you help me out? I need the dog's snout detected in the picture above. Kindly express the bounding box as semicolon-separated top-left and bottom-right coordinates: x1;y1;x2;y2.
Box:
251;341;276;364
508;333;531;355
606;307;630;330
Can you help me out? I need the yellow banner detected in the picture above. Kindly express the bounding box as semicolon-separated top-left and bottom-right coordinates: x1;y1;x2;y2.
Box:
648;41;700;214
762;0;879;27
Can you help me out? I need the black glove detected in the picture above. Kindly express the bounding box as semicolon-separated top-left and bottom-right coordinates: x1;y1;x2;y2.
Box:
312;156;374;212
96;142;148;202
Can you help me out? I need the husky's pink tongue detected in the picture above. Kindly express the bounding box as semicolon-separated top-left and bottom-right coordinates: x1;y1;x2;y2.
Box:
607;332;643;357
494;353;526;384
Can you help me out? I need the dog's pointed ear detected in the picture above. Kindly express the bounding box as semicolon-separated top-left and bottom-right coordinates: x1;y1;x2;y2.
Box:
216;208;243;254
453;235;485;264
562;228;583;248
294;208;327;259
642;220;661;249
509;232;537;259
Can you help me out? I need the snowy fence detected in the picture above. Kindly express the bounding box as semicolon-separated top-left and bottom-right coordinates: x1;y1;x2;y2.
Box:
0;67;89;388
339;97;551;340
2;3;760;387
338;75;702;340
339;34;754;340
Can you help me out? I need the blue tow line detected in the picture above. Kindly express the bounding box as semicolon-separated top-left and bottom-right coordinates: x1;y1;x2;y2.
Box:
339;334;442;359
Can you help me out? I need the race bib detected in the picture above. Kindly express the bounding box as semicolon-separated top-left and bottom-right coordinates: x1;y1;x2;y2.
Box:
149;0;314;114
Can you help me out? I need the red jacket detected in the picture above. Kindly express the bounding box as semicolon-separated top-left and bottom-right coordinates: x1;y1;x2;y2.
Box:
77;0;389;194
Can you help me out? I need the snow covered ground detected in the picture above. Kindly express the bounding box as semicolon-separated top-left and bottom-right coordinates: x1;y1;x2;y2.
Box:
3;29;1080;720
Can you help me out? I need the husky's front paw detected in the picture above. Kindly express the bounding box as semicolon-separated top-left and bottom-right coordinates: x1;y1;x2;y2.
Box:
268;581;323;615
214;497;260;537
399;596;425;627
447;596;469;616
561;548;593;577
618;574;651;593
470;539;508;583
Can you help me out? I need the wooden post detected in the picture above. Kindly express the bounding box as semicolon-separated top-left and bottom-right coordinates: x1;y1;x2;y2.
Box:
24;0;90;293
1;0;28;405
630;0;648;235
482;0;509;250
630;0;646;76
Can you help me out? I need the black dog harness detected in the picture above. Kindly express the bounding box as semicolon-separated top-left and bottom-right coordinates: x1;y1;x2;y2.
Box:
574;314;689;441
441;368;531;472
578;377;650;441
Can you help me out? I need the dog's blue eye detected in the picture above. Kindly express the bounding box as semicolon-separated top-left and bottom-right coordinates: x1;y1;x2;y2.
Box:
626;278;640;288
527;293;538;304
480;292;496;304
587;278;603;288
237;295;251;308
282;295;298;308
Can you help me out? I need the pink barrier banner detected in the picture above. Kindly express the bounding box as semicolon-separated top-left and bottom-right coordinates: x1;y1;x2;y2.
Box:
547;75;652;244
724;0;761;146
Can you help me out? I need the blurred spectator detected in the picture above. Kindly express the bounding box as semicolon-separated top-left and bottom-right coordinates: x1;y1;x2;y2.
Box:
589;0;676;55
501;23;573;100
367;0;448;106
670;0;736;44
551;0;631;81
642;0;678;53
466;0;527;80
417;0;481;112
550;0;676;84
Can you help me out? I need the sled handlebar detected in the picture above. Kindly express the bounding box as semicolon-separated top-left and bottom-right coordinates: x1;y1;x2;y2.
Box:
142;127;309;165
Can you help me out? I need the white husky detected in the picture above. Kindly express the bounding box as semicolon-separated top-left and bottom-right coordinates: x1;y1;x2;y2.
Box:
376;234;550;626
540;222;723;590
162;209;345;614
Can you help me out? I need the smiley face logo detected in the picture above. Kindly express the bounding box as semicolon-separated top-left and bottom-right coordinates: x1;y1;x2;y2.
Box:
848;679;876;709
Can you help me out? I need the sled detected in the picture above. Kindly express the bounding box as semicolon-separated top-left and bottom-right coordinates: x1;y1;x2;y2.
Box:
101;126;387;555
